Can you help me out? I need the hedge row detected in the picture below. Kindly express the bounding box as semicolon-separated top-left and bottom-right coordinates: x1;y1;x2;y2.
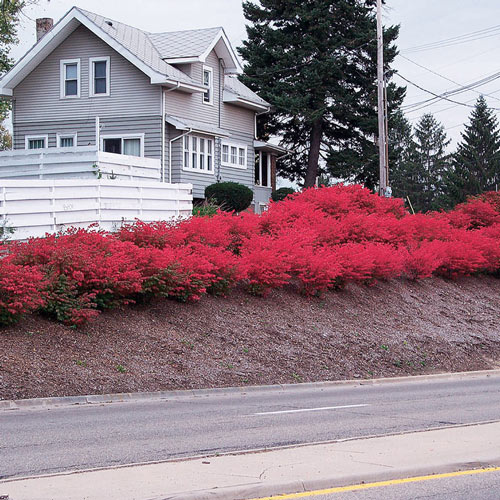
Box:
1;185;499;326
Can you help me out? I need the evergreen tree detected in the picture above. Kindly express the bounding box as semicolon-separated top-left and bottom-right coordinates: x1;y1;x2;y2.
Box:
444;96;500;206
387;109;419;210
239;0;405;189
412;113;450;211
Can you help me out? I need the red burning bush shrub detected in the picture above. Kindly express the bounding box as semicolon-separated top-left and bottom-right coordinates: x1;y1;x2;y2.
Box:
1;185;499;327
0;258;45;325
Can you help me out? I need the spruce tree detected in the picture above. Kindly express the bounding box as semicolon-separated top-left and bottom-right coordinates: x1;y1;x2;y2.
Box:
387;110;419;210
412;113;450;211
238;0;405;189
444;96;500;206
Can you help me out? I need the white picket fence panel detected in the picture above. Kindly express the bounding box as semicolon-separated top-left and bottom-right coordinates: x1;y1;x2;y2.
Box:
0;146;161;181
0;179;193;240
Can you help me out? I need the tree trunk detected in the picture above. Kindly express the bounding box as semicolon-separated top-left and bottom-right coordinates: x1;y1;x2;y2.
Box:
304;118;323;188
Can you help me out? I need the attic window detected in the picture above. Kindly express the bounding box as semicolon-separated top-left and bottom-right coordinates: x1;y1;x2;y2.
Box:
89;57;110;97
60;59;80;98
202;66;213;105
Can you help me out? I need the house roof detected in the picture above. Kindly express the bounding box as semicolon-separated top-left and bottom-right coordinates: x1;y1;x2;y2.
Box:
76;8;197;86
0;6;264;108
149;27;222;60
224;75;270;110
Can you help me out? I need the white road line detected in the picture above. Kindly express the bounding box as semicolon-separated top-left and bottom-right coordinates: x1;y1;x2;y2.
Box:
252;404;370;416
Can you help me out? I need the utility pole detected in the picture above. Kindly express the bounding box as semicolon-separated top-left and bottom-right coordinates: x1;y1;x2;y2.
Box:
376;0;388;196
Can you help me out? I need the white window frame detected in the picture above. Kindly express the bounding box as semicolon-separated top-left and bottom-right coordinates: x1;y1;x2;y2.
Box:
182;134;215;175
221;141;247;169
89;56;111;97
202;65;213;106
57;132;77;148
255;151;272;187
100;133;145;157
60;58;81;99
25;135;49;150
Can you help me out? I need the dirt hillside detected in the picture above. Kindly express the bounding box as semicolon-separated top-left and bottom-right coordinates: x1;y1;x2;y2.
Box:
1;276;499;400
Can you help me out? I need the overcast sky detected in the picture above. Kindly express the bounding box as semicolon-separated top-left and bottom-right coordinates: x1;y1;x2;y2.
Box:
10;0;500;148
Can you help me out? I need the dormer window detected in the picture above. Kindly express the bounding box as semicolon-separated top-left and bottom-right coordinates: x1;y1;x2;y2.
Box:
60;59;80;98
89;57;110;97
202;66;213;105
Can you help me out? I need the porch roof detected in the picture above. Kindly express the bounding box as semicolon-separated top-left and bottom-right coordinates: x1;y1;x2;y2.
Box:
254;140;288;155
165;115;231;137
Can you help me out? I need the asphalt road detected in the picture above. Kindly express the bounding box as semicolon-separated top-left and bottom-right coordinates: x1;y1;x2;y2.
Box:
303;469;500;500
1;374;500;479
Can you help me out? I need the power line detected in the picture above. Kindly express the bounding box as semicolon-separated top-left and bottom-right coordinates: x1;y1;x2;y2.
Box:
397;71;500;111
401;24;500;54
398;54;500;104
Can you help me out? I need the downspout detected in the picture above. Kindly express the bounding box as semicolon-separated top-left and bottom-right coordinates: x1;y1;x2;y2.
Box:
161;90;165;182
168;128;192;184
162;82;181;183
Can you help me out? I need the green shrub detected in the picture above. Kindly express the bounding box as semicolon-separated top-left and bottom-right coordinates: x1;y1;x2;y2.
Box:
271;187;296;202
205;182;253;213
192;200;221;217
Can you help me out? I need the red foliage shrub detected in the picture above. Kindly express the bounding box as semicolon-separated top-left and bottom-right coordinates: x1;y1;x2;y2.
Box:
2;185;499;327
0;258;45;325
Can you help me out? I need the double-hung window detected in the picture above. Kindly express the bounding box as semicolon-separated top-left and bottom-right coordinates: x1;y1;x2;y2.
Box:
221;142;247;169
202;66;213;105
89;57;110;97
183;135;214;174
25;135;48;150
60;59;80;98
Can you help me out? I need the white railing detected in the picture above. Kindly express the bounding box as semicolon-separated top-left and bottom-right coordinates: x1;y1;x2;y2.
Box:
0;179;192;240
0;146;161;181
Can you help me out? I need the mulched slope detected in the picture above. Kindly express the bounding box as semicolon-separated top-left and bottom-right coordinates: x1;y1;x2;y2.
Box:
1;276;500;400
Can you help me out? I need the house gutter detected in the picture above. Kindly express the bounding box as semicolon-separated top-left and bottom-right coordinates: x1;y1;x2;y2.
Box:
168;128;192;184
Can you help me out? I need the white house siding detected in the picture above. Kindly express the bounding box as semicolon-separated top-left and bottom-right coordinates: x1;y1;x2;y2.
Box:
14;116;163;158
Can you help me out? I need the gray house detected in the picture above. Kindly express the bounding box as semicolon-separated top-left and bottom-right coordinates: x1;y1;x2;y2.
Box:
0;7;284;212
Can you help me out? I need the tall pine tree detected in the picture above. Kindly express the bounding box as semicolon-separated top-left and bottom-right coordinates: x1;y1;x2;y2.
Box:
444;96;500;206
238;0;405;189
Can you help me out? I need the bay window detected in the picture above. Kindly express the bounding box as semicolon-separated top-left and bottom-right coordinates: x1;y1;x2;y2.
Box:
183;134;214;174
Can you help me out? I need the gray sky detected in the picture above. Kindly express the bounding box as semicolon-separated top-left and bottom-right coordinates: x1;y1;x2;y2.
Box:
10;0;500;148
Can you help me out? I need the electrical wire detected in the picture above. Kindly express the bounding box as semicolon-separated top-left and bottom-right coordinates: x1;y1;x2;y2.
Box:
398;54;500;104
401;24;500;54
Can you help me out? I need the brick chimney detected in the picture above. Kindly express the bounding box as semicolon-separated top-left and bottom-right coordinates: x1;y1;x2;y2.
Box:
36;18;54;42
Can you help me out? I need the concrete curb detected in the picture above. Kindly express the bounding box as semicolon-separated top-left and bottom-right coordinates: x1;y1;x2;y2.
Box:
2;368;500;411
153;460;500;500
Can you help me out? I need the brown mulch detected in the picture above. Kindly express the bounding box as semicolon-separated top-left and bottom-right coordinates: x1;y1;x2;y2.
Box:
1;276;500;401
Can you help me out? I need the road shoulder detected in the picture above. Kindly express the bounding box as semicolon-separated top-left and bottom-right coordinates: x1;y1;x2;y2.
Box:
2;420;500;500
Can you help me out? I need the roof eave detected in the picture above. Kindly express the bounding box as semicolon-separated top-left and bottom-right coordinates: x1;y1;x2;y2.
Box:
223;89;269;111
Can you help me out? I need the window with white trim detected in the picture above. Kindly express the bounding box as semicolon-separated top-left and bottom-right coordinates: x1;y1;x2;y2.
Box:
221;141;247;169
101;134;144;157
25;135;48;150
89;57;110;97
183;134;214;174
57;133;77;148
60;59;80;98
202;66;213;105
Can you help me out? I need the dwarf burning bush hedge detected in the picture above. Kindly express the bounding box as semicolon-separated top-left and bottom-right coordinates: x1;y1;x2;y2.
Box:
1;184;499;327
